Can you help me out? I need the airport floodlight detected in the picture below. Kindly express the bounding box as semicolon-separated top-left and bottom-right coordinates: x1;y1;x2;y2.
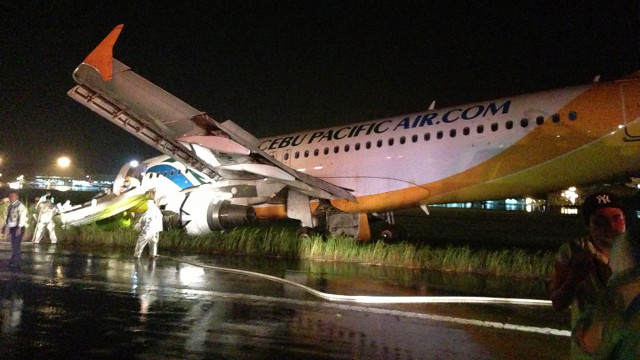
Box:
57;156;71;168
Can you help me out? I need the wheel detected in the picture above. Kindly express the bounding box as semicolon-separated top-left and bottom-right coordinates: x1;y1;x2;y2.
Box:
378;224;406;243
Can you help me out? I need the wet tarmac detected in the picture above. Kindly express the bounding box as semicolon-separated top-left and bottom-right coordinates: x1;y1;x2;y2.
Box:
0;243;570;360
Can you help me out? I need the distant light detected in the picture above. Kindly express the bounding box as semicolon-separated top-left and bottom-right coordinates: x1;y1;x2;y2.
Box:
130;160;139;167
618;124;625;129
313;166;323;170
561;187;579;205
561;207;579;215
57;156;71;168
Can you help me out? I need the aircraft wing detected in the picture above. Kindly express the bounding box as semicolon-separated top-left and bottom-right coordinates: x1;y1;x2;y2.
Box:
68;25;355;202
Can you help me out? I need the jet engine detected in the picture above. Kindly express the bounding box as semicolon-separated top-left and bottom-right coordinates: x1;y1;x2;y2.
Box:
164;188;256;235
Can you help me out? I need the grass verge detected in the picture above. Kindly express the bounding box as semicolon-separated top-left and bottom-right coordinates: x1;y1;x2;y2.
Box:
55;219;555;280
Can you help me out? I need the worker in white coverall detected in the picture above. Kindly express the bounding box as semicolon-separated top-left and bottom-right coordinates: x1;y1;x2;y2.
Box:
33;195;57;244
133;198;163;259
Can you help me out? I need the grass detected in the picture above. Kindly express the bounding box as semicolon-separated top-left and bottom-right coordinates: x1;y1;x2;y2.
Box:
53;216;556;280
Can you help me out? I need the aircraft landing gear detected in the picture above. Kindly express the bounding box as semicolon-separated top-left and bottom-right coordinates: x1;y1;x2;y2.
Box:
378;223;407;243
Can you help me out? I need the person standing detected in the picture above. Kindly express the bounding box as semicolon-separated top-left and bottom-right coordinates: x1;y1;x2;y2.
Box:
3;190;28;269
133;194;163;259
572;226;640;359
33;194;57;244
549;191;626;359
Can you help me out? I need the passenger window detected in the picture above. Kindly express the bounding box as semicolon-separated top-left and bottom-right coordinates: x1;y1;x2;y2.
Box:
304;150;309;157
400;136;406;144
424;133;431;141
344;144;350;152
333;146;339;154
412;134;418;143
477;125;484;134
505;121;513;130
323;147;329;155
552;114;560;123
294;152;300;159
569;111;577;121
437;131;443;139
170;170;175;176
521;118;529;127
388;138;394;146
463;127;470;135
366;141;371;149
491;123;498;132
355;143;361;151
449;129;456;137
284;153;290;161
313;149;319;156
377;139;383;148
536;116;544;125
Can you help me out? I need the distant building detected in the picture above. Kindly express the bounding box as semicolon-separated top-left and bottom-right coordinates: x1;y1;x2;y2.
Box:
28;174;114;192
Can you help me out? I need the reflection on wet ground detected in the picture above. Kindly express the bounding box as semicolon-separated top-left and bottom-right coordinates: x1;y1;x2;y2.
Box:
0;243;570;359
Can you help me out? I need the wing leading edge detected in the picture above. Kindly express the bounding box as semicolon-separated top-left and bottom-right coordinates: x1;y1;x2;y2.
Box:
68;24;355;202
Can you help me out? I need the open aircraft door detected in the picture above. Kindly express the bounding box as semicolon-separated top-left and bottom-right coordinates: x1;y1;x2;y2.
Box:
620;81;640;140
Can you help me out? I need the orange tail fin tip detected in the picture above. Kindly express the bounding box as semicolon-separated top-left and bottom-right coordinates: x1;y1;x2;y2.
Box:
83;24;124;81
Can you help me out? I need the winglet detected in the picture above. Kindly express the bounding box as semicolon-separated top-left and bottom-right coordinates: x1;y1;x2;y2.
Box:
83;24;124;81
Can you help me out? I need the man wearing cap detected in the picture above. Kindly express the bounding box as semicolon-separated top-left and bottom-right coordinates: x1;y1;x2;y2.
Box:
550;191;626;359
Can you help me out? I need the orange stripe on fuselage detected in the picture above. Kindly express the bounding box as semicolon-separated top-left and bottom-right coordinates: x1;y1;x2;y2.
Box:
332;79;640;213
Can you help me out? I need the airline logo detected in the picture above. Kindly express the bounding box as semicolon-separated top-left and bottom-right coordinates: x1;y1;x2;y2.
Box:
260;100;511;150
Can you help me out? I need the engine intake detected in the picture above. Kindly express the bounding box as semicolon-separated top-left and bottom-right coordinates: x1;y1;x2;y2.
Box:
207;201;256;230
164;188;256;235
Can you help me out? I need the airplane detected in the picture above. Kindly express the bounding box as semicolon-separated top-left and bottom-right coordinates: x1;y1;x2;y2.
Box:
62;24;640;241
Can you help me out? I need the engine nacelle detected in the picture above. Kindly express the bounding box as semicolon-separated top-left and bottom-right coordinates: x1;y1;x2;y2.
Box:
165;188;256;235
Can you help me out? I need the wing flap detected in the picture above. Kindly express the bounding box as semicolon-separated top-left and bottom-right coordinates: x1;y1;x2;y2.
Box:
219;164;295;182
178;135;251;155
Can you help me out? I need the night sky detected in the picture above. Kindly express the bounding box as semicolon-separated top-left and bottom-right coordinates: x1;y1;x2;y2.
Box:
1;1;638;179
